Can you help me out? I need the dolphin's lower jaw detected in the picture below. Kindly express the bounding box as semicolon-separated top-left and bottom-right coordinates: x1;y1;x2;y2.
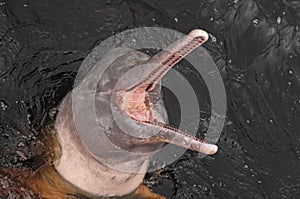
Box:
54;96;150;197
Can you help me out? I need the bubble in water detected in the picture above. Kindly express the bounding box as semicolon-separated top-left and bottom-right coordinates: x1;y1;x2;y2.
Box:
276;16;281;25
27;114;31;124
252;18;259;26
0;101;8;111
174;17;179;23
17;142;25;148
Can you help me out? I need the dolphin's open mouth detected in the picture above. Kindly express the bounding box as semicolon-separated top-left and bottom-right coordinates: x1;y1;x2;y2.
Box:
114;29;218;155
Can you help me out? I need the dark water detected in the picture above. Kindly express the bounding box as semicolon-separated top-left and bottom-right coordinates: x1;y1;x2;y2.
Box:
0;0;299;198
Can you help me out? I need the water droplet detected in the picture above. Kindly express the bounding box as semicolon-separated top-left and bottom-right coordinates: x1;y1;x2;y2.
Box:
23;4;27;7
210;17;214;21
152;18;156;21
269;119;274;124
288;81;292;86
282;11;286;15
276;16;281;25
233;0;239;3
0;2;5;5
244;164;248;169
253;18;259;26
228;59;232;64
246;120;250;124
257;180;262;184
174;17;178;23
289;70;293;74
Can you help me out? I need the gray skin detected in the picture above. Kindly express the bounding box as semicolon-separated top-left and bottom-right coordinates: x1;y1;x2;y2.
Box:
54;29;218;197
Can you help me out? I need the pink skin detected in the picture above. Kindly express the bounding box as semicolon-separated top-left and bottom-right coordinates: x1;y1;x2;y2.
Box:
116;29;218;155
